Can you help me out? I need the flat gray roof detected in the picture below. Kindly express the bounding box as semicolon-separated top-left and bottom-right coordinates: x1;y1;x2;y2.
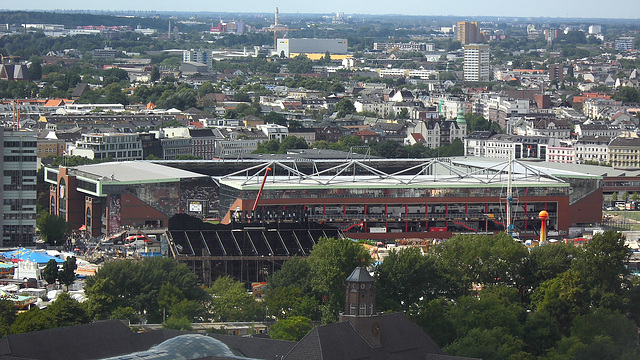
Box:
70;161;207;183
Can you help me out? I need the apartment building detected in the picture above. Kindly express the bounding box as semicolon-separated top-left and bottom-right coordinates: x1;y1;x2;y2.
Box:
609;137;640;169
574;136;610;164
546;146;575;164
183;49;212;70
457;22;484;45
463;44;490;82
1;129;37;247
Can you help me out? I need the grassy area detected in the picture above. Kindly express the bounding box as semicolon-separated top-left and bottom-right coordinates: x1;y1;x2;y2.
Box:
604;210;640;221
603;211;640;230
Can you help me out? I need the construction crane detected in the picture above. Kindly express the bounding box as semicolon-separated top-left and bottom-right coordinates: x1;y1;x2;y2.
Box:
267;7;298;52
0;54;19;64
11;99;30;130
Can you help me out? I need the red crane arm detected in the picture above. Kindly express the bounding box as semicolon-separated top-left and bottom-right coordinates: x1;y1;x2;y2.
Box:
252;167;271;212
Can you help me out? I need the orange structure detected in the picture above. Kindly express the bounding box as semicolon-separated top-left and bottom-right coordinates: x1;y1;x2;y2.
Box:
539;210;549;242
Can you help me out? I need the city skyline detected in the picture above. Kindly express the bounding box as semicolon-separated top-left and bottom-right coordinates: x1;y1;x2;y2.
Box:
2;0;640;20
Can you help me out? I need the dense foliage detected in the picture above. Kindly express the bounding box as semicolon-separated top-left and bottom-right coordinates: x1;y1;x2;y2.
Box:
83;257;207;323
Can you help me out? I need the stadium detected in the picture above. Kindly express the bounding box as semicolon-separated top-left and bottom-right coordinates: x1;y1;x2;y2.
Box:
45;157;602;284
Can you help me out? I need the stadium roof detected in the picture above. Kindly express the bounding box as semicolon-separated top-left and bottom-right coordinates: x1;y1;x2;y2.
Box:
48;161;207;184
216;159;572;190
449;157;607;179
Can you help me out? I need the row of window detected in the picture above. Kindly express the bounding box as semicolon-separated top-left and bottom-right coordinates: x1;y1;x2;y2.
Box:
4;170;37;177
4;184;37;191
3;213;36;220
3;199;37;206
4;141;37;148
3;156;37;162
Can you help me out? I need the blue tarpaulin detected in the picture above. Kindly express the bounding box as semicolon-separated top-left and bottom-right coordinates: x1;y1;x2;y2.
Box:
0;248;65;264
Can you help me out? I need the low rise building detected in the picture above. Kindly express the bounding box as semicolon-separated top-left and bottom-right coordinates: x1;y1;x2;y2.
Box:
69;133;143;161
575;136;611;164
609;137;640;169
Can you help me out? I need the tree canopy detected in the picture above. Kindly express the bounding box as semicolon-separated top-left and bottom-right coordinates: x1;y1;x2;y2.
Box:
84;257;206;323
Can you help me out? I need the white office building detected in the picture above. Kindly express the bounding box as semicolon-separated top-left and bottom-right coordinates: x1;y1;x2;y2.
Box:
70;133;143;161
463;44;490;81
183;49;212;70
276;38;347;58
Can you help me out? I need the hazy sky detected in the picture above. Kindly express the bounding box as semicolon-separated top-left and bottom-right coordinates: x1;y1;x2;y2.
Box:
3;0;640;19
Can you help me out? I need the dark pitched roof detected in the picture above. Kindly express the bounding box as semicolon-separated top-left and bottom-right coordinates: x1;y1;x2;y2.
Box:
284;313;472;360
0;320;168;360
610;137;640;147
346;267;375;283
71;83;90;98
208;334;295;359
189;128;216;137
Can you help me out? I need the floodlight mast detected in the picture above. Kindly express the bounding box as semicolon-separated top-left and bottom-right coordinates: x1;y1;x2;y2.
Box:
506;152;515;239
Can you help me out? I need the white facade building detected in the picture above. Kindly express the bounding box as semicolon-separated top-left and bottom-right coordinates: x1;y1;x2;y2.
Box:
257;124;289;141
183;49;212;70
463;44;490;81
574;136;610;164
70;133;143;161
276;38;347;58
546;146;575;164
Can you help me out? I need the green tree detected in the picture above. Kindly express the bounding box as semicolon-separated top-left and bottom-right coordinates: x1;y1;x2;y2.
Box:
43;259;59;286
28;56;42;81
162;316;192;331
58;256;77;290
264;286;319;320
397;107;409;119
335;98;356;117
524;242;579;297
523;311;562;357
46;292;91;327
10;308;49;334
572;230;630;309
83;277;119;320
263;111;287;125
288;54;313;74
207;276;264;322
410;298;457;348
11;293;90;334
84;257;206;323
547;309;638;360
150;66;160;82
111;306;140;324
532;269;589;335
0;299;16;337
268;256;312;293
163;88;197;110
36;210;69;246
613;86;640;103
448;286;526;339
375;247;444;312
444;327;529;360
279;136;309;153
432;233;529;296
307;237;371;324
158;283;204;321
269;316;313;341
103;83;130;105
253;139;281;154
